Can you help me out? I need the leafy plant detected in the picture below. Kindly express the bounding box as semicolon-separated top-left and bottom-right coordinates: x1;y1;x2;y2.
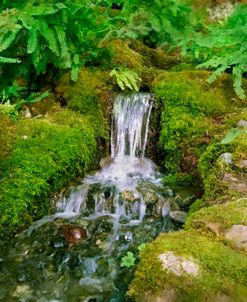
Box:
0;91;49;119
120;243;147;269
221;128;247;144
114;0;193;47
121;251;136;268
0;0;120;92
180;4;247;99
110;68;141;91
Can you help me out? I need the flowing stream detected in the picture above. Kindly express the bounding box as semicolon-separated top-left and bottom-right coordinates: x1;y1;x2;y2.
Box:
0;93;194;302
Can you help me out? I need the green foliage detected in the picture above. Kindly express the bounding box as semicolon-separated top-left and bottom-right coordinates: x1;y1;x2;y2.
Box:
180;4;247;99
0;91;49;119
0;109;97;236
121;251;136;268
0;0;118;100
119;0;193;47
110;68;141;91
120;243;147;269
221;128;247;144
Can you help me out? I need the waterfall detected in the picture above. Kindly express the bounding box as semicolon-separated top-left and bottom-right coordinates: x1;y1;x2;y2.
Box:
1;93;181;302
111;93;153;158
58;93;158;220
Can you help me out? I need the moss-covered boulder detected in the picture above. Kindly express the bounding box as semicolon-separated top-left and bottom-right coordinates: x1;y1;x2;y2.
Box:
186;198;247;251
0;109;104;238
152;70;247;186
198;132;247;204
128;230;247;302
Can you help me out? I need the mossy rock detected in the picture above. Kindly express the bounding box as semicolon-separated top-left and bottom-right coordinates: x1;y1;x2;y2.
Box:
186;198;247;234
128;230;247;302
153;71;231;179
102;39;144;69
199;131;247;204
0;109;98;238
130;40;181;70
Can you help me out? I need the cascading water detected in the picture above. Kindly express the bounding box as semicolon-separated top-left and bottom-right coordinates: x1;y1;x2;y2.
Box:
0;94;193;302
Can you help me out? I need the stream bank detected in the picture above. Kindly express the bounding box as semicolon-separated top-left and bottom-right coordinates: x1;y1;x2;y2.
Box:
0;42;246;301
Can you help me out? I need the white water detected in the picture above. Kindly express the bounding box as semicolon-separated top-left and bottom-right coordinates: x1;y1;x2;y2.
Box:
28;93;163;234
61;93;159;217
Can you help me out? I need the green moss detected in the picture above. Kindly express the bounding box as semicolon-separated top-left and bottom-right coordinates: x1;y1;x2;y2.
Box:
232;133;247;169
0;109;97;237
105;39;144;69
188;198;206;215
186;198;247;233
0;112;16;163
56;68;110;140
129;230;247;302
153;71;230;181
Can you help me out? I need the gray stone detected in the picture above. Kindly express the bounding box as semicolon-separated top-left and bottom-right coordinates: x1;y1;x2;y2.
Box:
218;153;233;165
237;120;247;129
170;210;187;224
158;252;200;277
208;2;233;21
225;224;247;252
223;173;247;193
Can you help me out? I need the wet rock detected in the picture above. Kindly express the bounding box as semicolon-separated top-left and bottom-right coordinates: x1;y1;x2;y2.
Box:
120;190;137;202
169;210;187;224
88;215;114;235
223;173;247;193
225;224;247;252
237;120;247;129
161;201;171;217
158;252;200;277
100;156;113;168
59;224;87;245
86;184;115;214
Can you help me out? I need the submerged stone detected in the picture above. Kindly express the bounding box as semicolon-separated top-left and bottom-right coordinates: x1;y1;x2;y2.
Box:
59;224;87;245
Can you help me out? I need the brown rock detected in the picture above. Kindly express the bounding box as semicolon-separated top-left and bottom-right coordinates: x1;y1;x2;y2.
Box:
59;224;87;245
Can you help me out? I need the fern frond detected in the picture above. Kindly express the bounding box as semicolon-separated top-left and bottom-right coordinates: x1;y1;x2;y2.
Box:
0;56;21;63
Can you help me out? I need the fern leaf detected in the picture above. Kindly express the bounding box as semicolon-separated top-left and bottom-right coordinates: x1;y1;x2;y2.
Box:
232;66;245;99
0;56;21;63
27;27;38;54
54;26;71;68
0;29;21;52
24;3;59;16
38;20;60;56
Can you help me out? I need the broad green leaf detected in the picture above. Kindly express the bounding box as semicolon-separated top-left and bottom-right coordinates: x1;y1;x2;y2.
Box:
221;128;247;145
